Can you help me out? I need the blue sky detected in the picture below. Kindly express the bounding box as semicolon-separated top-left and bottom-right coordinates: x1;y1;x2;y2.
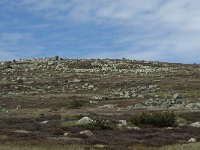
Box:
0;0;200;63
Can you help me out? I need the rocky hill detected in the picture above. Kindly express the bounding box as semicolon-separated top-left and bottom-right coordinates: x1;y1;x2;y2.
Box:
0;57;200;149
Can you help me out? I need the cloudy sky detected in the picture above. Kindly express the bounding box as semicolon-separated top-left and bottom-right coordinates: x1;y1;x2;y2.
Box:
0;0;200;63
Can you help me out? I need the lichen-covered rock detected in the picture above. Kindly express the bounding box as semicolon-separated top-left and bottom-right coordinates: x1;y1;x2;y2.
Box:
76;117;93;126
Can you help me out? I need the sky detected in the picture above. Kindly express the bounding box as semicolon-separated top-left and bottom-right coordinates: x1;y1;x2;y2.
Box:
0;0;200;63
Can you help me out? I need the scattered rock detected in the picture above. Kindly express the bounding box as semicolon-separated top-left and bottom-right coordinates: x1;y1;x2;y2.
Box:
16;105;21;109
76;117;93;126
173;93;181;99
134;103;145;109
92;96;102;100
63;132;70;136
137;94;144;98
117;120;127;127
190;122;200;128
186;103;200;111
41;120;49;124
80;130;93;136
127;105;134;109
14;130;31;134
188;138;196;143
127;126;141;130
90;100;98;104
99;104;118;109
95;144;106;148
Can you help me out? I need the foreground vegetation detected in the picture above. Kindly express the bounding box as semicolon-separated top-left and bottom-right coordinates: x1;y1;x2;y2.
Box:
1;142;200;150
130;111;176;127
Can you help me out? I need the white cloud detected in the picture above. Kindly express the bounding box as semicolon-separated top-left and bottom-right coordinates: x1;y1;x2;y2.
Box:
0;33;32;43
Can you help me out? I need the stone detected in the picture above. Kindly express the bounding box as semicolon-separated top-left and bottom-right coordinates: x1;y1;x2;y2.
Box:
186;103;200;111
117;120;127;127
149;85;157;89
76;117;93;126
91;96;102;100
137;94;144;98
188;138;196;143
190;122;200;128
145;98;153;105
0;62;5;65
131;93;137;97
99;104;117;109
70;79;81;83
16;105;21;109
41;120;49;124
154;95;159;98
127;126;141;130
63;132;70;136
127;105;134;109
123;91;130;98
95;144;106;148
80;130;93;136
173;93;181;99
88;84;94;90
90;100;98;104
134;103;145;109
48;61;54;66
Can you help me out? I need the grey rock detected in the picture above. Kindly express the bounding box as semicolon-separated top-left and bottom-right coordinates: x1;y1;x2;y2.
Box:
76;117;93;126
127;105;134;109
188;138;196;143
134;103;145;109
186;103;200;111
63;132;70;136
117;120;127;127
99;104;118;109
90;100;98;104
145;98;153;105
80;130;93;136
91;96;102;100
41;120;49;124
127;126;141;130
137;94;144;98
173;93;181;99
190;122;200;128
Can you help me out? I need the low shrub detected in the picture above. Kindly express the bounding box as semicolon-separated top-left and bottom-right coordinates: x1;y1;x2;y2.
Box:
85;117;114;130
130;111;176;127
68;100;83;109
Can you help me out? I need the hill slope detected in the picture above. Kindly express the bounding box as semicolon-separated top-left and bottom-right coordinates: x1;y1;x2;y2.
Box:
0;58;200;149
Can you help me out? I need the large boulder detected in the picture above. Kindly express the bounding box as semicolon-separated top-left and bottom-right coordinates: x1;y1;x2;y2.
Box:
76;117;93;126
